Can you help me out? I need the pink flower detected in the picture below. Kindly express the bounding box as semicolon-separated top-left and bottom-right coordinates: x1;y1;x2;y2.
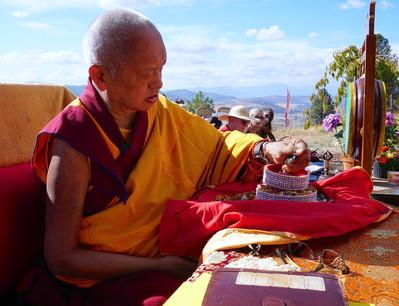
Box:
322;113;341;132
386;112;395;127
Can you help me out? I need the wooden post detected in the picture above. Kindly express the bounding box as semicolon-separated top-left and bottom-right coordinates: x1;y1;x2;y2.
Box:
361;0;376;175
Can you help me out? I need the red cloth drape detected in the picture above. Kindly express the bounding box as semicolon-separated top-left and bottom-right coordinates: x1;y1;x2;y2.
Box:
160;168;391;257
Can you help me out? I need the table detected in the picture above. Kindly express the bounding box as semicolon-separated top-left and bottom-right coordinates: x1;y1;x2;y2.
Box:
164;170;398;305
165;210;399;306
372;178;399;206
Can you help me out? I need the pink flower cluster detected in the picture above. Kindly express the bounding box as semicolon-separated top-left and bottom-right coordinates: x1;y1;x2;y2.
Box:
322;113;341;132
386;112;395;127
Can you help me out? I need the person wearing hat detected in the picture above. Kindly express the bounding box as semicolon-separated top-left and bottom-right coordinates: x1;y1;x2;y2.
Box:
209;116;222;129
218;105;257;133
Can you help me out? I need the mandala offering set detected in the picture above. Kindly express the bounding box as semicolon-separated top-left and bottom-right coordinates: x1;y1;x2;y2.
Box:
256;164;317;202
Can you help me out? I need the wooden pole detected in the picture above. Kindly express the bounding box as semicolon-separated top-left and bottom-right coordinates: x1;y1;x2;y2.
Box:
361;1;376;175
361;35;376;174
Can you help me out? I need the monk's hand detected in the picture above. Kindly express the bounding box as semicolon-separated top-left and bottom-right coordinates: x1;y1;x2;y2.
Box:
263;137;310;174
158;255;198;279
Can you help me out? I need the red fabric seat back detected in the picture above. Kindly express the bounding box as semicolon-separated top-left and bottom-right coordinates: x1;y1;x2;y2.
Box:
0;162;46;295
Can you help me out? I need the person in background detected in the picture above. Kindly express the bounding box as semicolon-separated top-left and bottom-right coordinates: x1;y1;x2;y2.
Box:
263;108;276;141
218;105;254;133
209;116;222;129
175;98;185;105
27;9;310;306
247;107;276;141
247;107;263;134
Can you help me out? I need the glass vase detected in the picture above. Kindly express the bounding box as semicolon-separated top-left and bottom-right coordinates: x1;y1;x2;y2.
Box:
372;160;388;178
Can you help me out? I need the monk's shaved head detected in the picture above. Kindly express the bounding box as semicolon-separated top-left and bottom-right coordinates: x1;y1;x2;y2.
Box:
83;9;162;75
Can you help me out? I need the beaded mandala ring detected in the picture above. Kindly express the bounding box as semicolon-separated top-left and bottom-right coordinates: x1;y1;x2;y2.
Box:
262;164;309;190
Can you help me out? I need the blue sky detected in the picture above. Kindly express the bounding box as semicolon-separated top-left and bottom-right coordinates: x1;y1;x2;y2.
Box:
0;0;398;96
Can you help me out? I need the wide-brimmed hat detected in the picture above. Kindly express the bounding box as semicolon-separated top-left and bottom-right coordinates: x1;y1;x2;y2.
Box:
218;105;253;122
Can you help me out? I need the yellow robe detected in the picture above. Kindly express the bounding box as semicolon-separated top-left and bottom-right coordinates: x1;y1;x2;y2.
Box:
33;95;261;287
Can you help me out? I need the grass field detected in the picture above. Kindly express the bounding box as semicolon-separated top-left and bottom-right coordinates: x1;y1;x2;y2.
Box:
274;126;340;154
272;125;344;171
272;126;345;172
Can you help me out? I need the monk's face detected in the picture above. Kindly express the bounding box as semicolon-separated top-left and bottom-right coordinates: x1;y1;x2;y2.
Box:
104;29;167;115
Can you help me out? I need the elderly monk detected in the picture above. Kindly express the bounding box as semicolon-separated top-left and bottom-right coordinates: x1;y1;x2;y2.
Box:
29;9;309;306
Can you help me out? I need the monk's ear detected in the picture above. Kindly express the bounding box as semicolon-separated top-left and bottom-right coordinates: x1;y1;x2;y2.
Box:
88;65;108;91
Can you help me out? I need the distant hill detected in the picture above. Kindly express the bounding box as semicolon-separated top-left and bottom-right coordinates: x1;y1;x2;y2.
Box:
189;84;316;98
68;85;85;96
163;89;236;103
164;90;310;114
66;85;310;115
66;86;236;102
236;95;311;114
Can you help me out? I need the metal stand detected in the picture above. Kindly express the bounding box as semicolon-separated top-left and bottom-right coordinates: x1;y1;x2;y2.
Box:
318;150;334;180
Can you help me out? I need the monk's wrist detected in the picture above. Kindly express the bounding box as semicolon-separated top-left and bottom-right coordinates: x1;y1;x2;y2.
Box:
262;141;275;164
253;140;272;164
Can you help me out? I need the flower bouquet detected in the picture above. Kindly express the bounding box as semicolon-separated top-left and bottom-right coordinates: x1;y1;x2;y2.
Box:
374;112;399;177
322;113;354;169
322;113;344;152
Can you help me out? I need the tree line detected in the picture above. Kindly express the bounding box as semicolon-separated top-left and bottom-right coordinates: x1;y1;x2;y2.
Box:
304;34;399;128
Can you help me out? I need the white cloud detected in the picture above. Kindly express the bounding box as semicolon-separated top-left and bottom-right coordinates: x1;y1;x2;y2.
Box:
245;25;284;41
160;25;334;90
245;29;257;37
0;25;336;92
308;32;319;38
12;10;29;17
161;25;218;54
340;0;365;10
380;0;394;9
0;51;86;85
20;22;53;30
5;0;94;12
99;0;160;9
99;0;193;9
5;0;193;12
